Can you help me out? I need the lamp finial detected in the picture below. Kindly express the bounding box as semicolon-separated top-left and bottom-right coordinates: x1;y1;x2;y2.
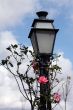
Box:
36;11;48;19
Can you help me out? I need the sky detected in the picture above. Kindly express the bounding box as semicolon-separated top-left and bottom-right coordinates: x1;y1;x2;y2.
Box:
0;0;73;110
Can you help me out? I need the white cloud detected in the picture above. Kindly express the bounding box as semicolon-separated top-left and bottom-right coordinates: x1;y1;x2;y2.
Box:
0;66;22;108
0;31;22;108
58;53;73;76
0;0;39;29
0;31;18;59
53;52;73;110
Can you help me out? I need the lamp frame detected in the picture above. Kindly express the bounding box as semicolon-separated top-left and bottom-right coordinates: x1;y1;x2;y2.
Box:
32;19;54;27
28;28;59;56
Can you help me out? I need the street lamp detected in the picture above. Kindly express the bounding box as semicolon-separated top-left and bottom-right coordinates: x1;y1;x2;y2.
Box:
28;11;59;57
28;11;59;110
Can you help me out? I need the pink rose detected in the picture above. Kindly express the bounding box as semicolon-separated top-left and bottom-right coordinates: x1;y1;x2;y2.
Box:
38;76;48;84
53;93;61;103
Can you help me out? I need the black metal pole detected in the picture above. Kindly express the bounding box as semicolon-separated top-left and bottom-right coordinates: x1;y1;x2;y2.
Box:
46;74;51;110
39;55;52;110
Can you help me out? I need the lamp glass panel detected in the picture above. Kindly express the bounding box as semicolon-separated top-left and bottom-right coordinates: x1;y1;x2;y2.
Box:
36;30;55;54
35;22;53;29
31;32;38;54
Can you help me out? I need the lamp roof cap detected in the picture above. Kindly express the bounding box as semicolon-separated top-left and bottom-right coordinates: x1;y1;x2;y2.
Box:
36;11;48;19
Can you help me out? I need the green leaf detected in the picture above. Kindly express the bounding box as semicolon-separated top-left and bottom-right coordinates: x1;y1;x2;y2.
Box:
11;44;18;48
50;65;61;72
53;65;61;71
17;62;21;65
1;60;8;65
23;45;28;50
29;50;34;57
9;62;13;67
7;56;10;59
6;46;11;52
19;74;24;78
29;50;33;54
13;44;18;48
29;77;35;83
14;51;19;55
21;50;28;55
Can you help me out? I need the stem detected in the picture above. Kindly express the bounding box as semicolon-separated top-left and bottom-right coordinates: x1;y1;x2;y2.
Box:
13;74;28;100
17;63;31;101
6;63;30;101
25;65;34;107
65;100;66;110
31;103;34;110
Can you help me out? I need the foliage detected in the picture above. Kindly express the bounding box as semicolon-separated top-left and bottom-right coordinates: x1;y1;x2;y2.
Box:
0;44;71;110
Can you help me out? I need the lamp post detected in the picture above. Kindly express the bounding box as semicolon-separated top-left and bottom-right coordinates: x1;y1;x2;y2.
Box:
28;11;59;110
